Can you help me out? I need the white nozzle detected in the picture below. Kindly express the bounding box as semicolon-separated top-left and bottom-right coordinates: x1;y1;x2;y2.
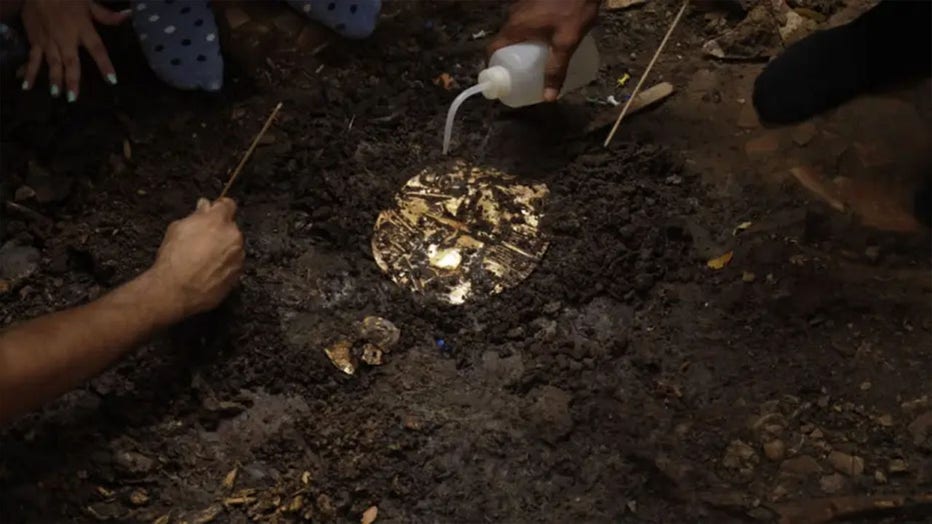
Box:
442;81;491;155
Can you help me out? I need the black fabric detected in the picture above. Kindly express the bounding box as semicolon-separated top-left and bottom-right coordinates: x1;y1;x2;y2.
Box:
753;0;932;124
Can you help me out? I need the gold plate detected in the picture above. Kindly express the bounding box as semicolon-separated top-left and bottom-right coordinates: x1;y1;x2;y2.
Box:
372;161;549;305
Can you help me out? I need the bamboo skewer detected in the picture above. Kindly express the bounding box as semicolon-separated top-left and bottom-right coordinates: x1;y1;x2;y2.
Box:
219;102;284;198
604;0;689;147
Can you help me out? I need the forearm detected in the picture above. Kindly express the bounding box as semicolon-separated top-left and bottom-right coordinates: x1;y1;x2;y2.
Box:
0;269;182;423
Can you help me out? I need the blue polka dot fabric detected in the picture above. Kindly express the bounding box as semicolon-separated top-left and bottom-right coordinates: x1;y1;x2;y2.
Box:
131;0;224;92
286;0;381;39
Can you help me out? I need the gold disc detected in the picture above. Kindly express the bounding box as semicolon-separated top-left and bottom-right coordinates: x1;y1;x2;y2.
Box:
372;161;549;305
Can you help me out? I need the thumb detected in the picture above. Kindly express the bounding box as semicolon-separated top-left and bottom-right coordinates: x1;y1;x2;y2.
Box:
543;32;579;102
196;198;211;212
89;2;131;26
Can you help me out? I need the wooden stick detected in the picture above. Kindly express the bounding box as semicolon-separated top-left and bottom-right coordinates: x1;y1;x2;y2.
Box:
604;0;689;147
219;102;283;198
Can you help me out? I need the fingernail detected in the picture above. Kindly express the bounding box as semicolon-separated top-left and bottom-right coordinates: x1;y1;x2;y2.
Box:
106;73;118;85
50;84;60;97
21;80;29;90
543;88;558;102
66;90;77;103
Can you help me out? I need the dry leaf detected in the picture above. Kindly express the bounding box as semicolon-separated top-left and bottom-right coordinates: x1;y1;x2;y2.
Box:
153;515;170;524
301;471;312;485
732;221;753;236
707;251;734;270
361;506;378;524
222;467;237;490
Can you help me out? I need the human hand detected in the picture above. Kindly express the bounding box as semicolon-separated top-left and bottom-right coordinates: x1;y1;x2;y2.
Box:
150;198;245;318
20;0;129;101
489;0;600;102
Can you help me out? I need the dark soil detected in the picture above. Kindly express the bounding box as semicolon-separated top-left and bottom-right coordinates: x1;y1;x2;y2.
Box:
2;1;930;523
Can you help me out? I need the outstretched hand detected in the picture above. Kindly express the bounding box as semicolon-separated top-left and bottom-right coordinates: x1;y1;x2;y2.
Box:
21;0;129;100
489;0;600;101
150;198;245;319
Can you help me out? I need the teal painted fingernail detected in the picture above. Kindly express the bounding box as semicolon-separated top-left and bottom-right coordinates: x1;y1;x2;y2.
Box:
66;90;77;103
106;73;118;85
50;85;60;97
21;80;29;90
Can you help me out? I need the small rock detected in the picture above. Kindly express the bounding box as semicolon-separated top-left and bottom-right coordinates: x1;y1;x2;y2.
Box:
723;439;758;470
876;413;894;427
113;450;154;475
874;470;887;484
780;455;823;477
864;246;881;263
763;440;786;462
0;241;40;285
888;459;909;474
810;428;824;440
129;489;149;506
860;381;872;391
829;451;864;476
14;185;36;202
526;386;573;444
819;473;846;494
316;494;335;516
907;411;932;448
791;123;817;146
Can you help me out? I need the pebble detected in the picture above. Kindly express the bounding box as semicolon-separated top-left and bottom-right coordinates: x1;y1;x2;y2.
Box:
113;450;155;475
819;473;846;494
864;246;881;263
527;386;573;444
780;455;823;477
129;489;149;506
829;451;864;476
876;413;894;427
0;241;40;284
14;185;36;202
791;123;817;146
874;470;887;484
763;440;785;462
907;411;932;447
722;440;758;471
888;458;909;474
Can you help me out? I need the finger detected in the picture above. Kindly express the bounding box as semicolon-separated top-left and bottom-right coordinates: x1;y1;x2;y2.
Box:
89;2;131;26
61;45;81;102
81;31;117;85
210;197;238;220
23;46;43;90
486;30;523;59
46;44;63;97
196;198;211;212
543;31;580;102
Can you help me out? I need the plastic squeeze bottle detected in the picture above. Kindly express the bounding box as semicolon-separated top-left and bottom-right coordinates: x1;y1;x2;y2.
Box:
443;33;600;154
